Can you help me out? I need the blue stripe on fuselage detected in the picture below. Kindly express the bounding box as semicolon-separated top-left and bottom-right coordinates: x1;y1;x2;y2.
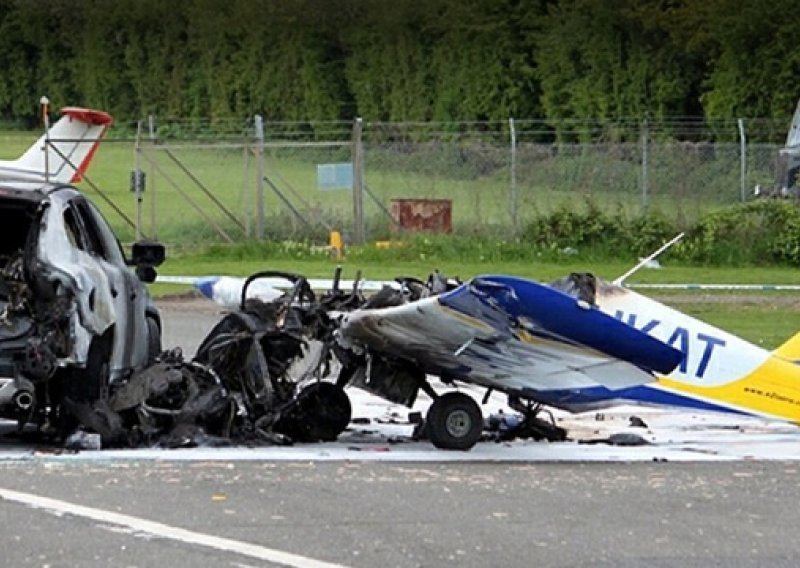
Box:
528;385;748;415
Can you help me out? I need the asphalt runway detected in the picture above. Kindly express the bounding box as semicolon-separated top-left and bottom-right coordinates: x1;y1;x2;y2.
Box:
0;460;798;567
0;297;798;567
159;296;224;356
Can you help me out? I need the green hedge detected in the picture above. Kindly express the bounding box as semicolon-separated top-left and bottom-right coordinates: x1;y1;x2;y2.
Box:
520;198;800;265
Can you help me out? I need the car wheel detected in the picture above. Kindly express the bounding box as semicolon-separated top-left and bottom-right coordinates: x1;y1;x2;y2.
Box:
70;333;112;403
426;392;483;450
146;317;162;364
58;333;114;441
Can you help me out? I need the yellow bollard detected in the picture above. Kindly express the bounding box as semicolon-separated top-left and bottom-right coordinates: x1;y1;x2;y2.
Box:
329;230;344;259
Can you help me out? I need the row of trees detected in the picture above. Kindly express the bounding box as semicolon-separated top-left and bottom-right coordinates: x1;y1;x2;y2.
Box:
0;0;797;138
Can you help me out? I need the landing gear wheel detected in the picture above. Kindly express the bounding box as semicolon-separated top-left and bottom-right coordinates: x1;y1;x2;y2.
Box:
426;392;483;450
146;317;162;364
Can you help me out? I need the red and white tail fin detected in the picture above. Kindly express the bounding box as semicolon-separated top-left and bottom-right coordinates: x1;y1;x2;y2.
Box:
0;106;113;185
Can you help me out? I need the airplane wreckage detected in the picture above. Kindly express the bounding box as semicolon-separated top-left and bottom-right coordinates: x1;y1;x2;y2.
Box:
10;258;800;452
4;262;698;451
10;206;800;455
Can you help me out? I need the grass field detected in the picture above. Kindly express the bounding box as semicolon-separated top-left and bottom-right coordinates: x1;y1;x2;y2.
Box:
0;129;760;246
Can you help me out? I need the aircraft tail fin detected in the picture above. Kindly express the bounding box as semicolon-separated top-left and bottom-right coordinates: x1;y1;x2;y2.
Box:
772;331;800;361
0;106;113;185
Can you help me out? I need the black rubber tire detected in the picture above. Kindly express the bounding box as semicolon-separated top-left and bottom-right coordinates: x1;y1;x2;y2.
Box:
305;382;352;441
70;334;111;403
426;392;483;450
59;333;112;437
146;317;162;365
273;382;352;442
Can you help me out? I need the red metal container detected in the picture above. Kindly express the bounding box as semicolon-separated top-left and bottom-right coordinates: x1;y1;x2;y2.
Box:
390;198;452;233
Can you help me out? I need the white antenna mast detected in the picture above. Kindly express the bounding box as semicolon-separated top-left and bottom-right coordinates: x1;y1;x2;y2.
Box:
613;232;685;286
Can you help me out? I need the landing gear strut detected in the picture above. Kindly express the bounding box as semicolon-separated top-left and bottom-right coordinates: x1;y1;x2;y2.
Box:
504;396;567;442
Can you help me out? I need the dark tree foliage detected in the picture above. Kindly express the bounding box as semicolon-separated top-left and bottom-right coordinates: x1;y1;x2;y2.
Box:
534;0;706;140
0;0;796;133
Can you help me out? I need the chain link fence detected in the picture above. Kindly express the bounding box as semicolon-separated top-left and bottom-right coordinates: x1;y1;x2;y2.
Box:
0;116;790;247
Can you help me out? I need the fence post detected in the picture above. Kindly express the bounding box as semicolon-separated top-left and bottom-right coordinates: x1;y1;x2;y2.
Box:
509;117;518;236
254;114;265;240
147;115;157;238
242;140;251;238
738;118;747;202
134;119;142;241
352;117;365;244
640;115;649;213
41;96;50;183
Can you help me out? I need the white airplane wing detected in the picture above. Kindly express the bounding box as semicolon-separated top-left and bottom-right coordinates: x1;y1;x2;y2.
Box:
339;275;684;394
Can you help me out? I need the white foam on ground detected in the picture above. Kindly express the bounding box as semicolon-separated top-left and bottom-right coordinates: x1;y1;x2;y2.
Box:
0;386;797;463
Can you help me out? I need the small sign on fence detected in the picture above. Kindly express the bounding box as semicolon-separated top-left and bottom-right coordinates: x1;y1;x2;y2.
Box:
317;162;353;191
130;169;146;192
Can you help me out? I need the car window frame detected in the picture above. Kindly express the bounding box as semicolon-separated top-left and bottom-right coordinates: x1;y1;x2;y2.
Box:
68;196;125;266
63;204;88;252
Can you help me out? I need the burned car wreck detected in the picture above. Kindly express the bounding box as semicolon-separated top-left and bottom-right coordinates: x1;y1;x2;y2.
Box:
61;270;459;449
0;184;164;435
66;271;357;448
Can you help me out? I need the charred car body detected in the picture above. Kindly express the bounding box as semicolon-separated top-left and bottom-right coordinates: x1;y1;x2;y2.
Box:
0;105;164;432
0;184;164;429
70;271;355;448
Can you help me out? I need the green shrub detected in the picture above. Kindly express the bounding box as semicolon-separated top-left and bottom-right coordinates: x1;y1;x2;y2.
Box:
677;200;800;265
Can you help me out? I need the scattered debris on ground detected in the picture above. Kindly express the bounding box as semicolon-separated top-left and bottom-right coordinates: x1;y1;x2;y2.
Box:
579;433;651;446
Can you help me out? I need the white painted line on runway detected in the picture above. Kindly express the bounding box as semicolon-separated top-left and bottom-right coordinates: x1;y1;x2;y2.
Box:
0;487;351;568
